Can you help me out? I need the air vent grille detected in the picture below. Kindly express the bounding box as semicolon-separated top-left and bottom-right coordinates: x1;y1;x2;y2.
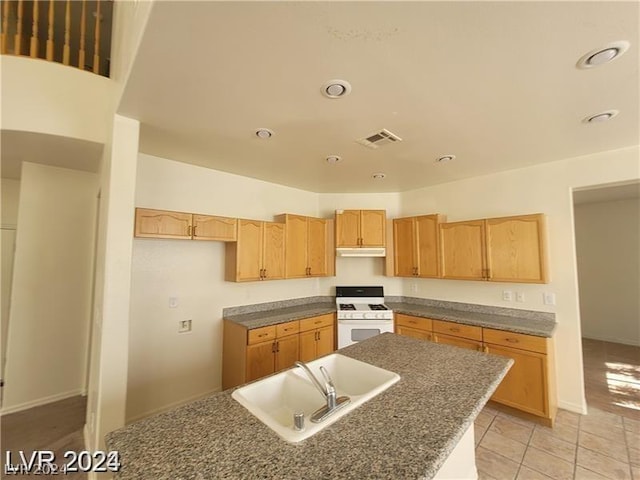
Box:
356;129;403;149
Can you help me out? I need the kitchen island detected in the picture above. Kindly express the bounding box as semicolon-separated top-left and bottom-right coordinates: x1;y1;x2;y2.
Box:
106;333;512;479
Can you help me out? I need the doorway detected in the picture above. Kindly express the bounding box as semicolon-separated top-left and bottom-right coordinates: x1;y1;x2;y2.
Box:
573;181;640;419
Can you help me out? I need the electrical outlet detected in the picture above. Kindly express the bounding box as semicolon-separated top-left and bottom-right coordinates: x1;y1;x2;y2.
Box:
178;319;192;333
516;292;525;302
502;291;513;301
169;297;178;308
543;292;556;305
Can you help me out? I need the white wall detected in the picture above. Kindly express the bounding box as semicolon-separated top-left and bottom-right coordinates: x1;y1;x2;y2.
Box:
399;145;640;413
1;179;21;226
575;197;640;346
127;154;321;421
1;163;97;413
0;56;114;144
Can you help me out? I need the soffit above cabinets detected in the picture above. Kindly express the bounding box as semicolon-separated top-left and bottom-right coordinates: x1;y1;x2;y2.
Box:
119;2;639;193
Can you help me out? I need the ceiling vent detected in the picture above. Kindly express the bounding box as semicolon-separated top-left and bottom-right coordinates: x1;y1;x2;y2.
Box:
356;129;403;149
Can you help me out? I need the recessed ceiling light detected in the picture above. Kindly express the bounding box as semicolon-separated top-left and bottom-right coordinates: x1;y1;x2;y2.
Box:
326;155;342;164
577;41;630;69
255;128;273;139
583;110;619;123
436;155;456;163
372;173;386;179
322;79;352;99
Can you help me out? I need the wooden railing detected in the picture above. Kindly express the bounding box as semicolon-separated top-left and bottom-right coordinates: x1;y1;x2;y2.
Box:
1;0;112;77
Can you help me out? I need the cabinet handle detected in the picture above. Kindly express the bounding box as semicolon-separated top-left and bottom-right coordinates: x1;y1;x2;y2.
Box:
271;342;276;353
449;327;460;333
505;338;519;344
187;225;192;236
315;331;320;341
192;225;197;237
276;341;280;353
409;320;417;324
258;333;268;337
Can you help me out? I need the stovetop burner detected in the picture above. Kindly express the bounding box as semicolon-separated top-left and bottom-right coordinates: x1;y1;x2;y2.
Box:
368;304;388;311
339;303;356;310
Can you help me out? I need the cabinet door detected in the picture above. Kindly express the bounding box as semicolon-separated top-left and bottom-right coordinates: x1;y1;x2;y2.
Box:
415;215;440;278
307;218;328;276
486;343;548;417
192;215;237;241
263;222;285;280
397;325;433;342
336;210;361;247
246;341;275;382
134;208;192;239
434;333;482;351
316;325;335;358
440;220;486;280
284;215;308;278
236;220;263;281
298;330;317;362
485;214;548;283
393;217;416;277
360;210;386;247
275;335;299;372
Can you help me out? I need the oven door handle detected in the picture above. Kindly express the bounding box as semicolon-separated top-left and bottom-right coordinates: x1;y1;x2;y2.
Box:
337;320;393;325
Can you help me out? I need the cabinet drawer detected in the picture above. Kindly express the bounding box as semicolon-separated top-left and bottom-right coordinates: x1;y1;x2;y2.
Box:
276;320;300;337
247;325;277;345
483;328;547;354
433;320;482;341
300;314;334;332
396;314;432;332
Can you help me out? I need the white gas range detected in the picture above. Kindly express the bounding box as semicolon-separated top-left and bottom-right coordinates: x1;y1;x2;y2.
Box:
336;286;394;348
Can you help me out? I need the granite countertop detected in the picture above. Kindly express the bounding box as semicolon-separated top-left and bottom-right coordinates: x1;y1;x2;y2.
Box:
224;302;336;330
106;333;512;480
387;301;556;337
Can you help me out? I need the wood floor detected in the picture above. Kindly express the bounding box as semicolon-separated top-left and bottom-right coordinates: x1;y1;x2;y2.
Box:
1;395;86;479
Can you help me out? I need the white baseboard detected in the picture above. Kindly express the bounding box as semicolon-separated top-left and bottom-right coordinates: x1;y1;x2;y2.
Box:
582;334;640;347
558;399;588;415
0;388;85;416
125;388;221;424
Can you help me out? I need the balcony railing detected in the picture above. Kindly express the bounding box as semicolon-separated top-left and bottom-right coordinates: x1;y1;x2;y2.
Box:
1;0;113;77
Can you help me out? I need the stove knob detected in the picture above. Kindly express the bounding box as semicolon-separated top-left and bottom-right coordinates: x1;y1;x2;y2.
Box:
345;313;352;319
376;313;384;319
365;313;374;319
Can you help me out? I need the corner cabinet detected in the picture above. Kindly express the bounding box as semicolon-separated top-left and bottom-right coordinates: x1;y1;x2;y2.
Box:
134;208;237;241
225;220;285;282
275;214;335;278
393;214;442;277
336;210;386;247
440;214;548;283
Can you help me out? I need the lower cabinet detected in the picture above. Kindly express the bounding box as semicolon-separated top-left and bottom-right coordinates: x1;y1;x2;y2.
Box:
483;328;556;424
222;314;335;389
394;314;556;425
299;314;335;362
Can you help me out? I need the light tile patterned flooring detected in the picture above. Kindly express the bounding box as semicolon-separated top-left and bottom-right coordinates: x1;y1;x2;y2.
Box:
475;338;640;480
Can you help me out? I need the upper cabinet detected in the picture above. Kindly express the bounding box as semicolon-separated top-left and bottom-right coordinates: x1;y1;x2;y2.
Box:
225;220;285;282
335;210;386;247
440;214;548;283
275;214;334;278
393;214;442;277
134;208;237;241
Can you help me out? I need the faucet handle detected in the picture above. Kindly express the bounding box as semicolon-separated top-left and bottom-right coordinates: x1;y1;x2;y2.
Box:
319;366;335;392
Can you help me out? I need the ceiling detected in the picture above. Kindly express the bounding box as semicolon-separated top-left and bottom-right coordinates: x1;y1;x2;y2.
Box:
1;130;103;180
118;1;639;193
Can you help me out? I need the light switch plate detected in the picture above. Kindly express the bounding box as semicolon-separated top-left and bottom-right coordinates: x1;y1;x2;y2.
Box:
502;291;513;301
543;292;556;305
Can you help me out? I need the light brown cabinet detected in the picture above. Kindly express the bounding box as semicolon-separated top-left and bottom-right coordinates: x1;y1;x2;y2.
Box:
394;313;556;425
223;320;300;389
393;215;442;277
134;208;237;241
275;214;334;278
395;314;433;341
440;214;548;283
336;210;386;247
483;328;556;424
225;220;285;282
298;314;335;362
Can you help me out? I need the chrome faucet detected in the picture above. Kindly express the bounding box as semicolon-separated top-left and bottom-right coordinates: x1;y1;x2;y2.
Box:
294;361;350;423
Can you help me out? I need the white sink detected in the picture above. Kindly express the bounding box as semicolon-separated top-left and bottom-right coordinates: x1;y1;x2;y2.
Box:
231;353;400;443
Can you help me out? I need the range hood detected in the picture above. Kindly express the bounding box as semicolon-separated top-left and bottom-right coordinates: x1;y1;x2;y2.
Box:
336;247;386;257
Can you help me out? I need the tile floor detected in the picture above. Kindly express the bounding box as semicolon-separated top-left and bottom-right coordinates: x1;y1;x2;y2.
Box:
475;338;640;480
